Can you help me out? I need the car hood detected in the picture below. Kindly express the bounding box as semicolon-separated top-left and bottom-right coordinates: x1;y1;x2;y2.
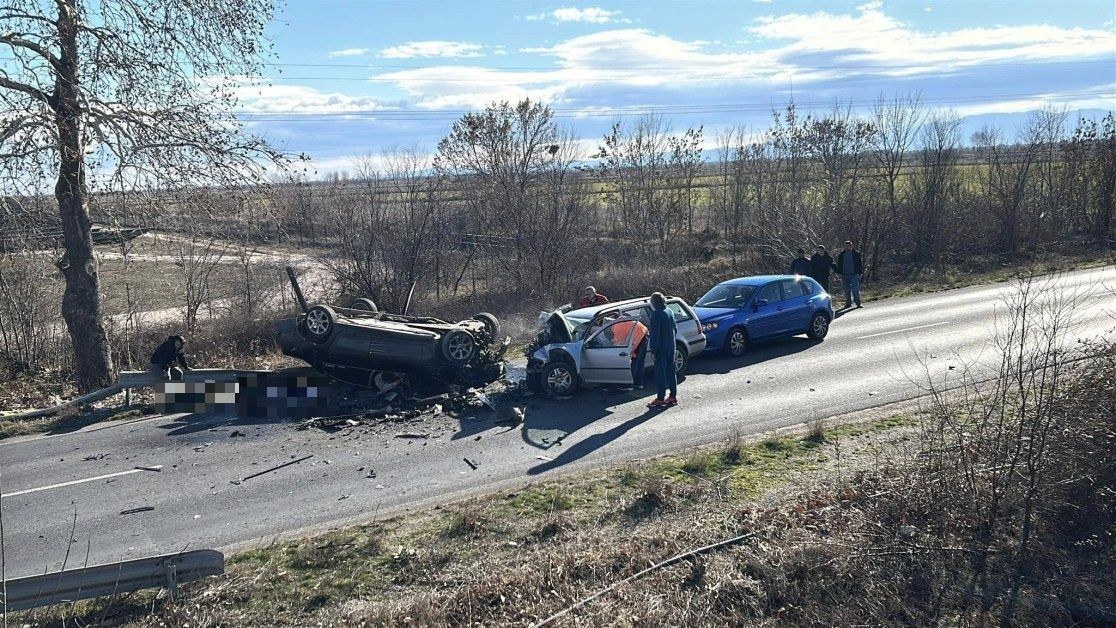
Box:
692;306;743;324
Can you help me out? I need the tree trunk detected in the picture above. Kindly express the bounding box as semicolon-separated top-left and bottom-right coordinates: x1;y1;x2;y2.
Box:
54;0;114;392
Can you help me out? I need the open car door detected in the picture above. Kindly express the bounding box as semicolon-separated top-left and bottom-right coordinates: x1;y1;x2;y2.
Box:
580;319;638;385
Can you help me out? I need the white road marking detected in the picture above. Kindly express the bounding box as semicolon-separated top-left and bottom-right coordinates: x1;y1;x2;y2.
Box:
856;320;953;340
1;466;161;499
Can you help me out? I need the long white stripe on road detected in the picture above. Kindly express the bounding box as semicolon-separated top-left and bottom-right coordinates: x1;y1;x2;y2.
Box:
1;466;160;499
856;320;953;340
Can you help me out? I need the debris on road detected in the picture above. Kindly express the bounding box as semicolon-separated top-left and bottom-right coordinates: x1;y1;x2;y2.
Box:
395;432;429;439
463;457;478;470
134;465;163;472
120;506;154;515
230;430;246;438
83;453;109;461
297;372;528;437
231;455;313;485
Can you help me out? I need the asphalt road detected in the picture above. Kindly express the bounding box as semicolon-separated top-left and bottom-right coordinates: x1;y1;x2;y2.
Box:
2;266;1113;578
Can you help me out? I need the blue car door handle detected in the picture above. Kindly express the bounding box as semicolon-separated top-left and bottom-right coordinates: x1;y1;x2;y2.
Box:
619;352;628;357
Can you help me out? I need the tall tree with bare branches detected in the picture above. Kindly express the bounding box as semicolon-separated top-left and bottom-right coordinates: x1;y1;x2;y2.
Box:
0;0;282;390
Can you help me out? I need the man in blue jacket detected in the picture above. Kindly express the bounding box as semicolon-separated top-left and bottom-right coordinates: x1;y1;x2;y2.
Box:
647;292;678;408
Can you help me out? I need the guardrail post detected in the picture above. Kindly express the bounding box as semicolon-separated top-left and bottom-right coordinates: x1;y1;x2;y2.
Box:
164;561;178;601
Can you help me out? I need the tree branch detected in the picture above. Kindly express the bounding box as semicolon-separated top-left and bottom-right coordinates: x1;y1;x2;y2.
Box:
0;72;49;104
0;31;61;70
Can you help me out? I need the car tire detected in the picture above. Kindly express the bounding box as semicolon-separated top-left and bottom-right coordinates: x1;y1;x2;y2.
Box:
301;305;337;344
441;329;477;364
348;297;378;312
724;326;748;357
674;342;689;376
806;311;830;341
471;312;502;342
542;361;579;397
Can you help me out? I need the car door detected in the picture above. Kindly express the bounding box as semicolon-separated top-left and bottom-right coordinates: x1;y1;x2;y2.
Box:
780;279;813;333
749;281;786;338
580;319;637;384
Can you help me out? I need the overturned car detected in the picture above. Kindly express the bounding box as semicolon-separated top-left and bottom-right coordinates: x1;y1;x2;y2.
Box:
526;296;707;397
276;270;509;387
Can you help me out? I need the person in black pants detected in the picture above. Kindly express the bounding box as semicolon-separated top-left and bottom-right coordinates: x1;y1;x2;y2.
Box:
150;334;190;380
810;245;835;293
791;248;811;276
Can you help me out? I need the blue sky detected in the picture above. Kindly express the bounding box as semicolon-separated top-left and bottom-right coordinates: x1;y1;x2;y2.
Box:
240;0;1116;173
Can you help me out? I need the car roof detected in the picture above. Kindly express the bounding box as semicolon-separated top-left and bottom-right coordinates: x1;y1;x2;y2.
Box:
721;274;803;287
566;295;684;318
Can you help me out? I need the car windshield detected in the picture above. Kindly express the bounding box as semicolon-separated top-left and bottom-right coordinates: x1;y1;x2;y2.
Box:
566;314;593;340
696;284;754;308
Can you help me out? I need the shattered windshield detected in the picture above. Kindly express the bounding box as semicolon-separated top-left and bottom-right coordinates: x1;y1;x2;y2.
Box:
566;314;593;340
696;284;754;308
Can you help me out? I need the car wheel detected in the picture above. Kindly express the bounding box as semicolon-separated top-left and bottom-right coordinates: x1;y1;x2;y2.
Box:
349;297;378;312
441;329;477;364
806;311;830;341
302;305;336;344
542;361;579;397
674;343;689;376
471;312;502;342
725;327;748;357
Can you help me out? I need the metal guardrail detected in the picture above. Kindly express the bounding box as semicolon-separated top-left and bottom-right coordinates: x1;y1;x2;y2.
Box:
2;549;224;612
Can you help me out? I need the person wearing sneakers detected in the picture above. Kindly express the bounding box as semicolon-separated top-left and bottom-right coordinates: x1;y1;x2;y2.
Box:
647;292;678;408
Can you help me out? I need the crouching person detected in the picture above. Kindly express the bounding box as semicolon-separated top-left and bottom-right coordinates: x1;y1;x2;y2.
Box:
150;334;190;380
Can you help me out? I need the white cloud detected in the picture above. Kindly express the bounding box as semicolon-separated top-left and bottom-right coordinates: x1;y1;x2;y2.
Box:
749;1;1115;74
526;6;626;24
231;82;391;114
328;48;369;58
379;41;486;59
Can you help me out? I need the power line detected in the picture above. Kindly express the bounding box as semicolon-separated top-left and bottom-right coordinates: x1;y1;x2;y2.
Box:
258;58;1114;72
229;89;1115;122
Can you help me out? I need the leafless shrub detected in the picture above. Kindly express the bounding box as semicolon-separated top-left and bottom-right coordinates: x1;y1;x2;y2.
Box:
0;244;66;376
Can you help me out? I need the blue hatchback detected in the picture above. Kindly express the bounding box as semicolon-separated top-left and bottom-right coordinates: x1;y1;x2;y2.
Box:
693;275;835;356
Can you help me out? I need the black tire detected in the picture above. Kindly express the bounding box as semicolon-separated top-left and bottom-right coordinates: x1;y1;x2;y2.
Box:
542;361;579;397
441;329;477;364
349;297;378;312
301;305;337;344
806;311;830;341
674;342;689;376
471;312;502;342
724;326;748;357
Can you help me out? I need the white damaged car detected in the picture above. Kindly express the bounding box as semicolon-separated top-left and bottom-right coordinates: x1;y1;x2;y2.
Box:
526;296;707;397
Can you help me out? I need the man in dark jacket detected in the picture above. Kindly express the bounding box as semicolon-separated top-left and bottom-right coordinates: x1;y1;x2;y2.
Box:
150;334;190;380
647;292;678;408
836;240;864;309
791;248;811;276
810;245;835;293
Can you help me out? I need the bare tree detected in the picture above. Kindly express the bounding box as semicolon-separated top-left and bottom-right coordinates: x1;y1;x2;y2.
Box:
0;0;281;391
870;93;924;278
907;111;963;272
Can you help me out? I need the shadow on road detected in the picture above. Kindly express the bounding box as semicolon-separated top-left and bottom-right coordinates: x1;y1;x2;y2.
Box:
527;407;662;475
689;335;819;376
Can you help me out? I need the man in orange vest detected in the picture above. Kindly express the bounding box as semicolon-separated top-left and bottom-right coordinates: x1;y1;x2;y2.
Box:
628;318;649;389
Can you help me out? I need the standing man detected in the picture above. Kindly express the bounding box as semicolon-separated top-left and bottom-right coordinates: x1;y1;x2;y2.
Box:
836;240;864;309
810;245;835;293
791;248;811;276
577;285;609;308
647;292;678;408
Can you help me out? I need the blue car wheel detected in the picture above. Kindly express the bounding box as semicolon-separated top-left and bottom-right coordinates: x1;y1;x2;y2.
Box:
725;327;748;356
